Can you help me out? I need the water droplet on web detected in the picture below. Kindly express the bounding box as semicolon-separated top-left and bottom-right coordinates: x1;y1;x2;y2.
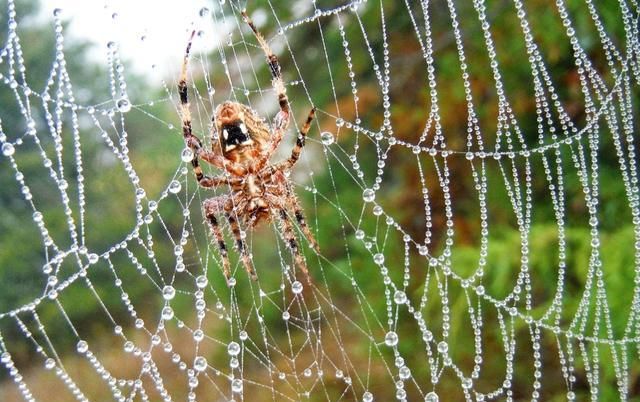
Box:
399;366;411;380
2;143;15;156
362;188;375;202
162;285;176;300
291;281;303;294
394;290;407;304
336;118;345;127
168;180;182;194
198;7;210;17
362;391;374;402
437;341;448;354
161;306;174;320
282;311;290;320
88;253;99;264
465;152;474;160
76;340;89;354
384;331;398;346
181;148;194;162
193;329;204;342
116;98;131;113
53;8;62;17
194;356;207;371
107;41;117;50
320;131;334;145
239;331;248;341
33;211;43;222
425;392;439;402
228;341;240;356
196;275;208;288
231;378;243;393
44;358;55;369
355;229;365;240
462;378;472;389
373;253;384;265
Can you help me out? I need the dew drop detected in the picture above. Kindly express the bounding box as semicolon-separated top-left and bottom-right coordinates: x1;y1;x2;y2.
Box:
399;366;411;380
425;391;439;402
2;143;15;156
282;311;290;321
437;341;448;354
362;391;374;402
196;275;208;288
393;290;407;304
355;229;365;240
168;180;182;194
320;131;334;145
76;340;89;354
239;331;248;341
198;7;210;17
384;331;398;347
194;356;207;372
44;358;56;369
53;8;62;17
291;281;303;294
228;341;241;356
373;253;384;265
362;188;375;203
231;378;243;393
181;148;194;162
88;253;99;264
336;118;345;127
116;98;131;113
33;211;43;223
162;285;176;300
161;306;174;320
193;329;204;342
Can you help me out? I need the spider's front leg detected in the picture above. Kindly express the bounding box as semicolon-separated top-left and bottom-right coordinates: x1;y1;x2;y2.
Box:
179;31;248;178
242;10;290;151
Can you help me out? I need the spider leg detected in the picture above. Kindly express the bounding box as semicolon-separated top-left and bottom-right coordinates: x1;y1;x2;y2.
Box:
226;212;257;281
277;209;311;283
204;198;232;284
242;10;289;118
288;192;320;253
274;107;316;171
179;31;248;177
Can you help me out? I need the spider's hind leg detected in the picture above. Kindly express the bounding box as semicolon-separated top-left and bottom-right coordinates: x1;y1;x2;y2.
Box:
204;198;232;284
277;209;311;283
226;212;257;281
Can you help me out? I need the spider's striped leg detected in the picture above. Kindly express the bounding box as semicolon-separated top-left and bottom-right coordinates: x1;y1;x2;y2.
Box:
288;194;320;253
178;30;209;183
242;10;289;117
226;212;257;281
277;209;311;282
204;198;233;283
275;108;316;171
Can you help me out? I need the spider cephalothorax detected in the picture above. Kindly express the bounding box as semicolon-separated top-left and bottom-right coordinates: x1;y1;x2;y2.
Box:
178;11;319;284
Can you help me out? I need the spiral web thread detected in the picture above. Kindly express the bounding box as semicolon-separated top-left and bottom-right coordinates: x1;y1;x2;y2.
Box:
1;0;639;401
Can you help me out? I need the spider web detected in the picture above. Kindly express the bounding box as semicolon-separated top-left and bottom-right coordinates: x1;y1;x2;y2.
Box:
1;0;639;401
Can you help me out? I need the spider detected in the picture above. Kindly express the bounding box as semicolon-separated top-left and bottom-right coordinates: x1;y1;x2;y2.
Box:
178;10;319;284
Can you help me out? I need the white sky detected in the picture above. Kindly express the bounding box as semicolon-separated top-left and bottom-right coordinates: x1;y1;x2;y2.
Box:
41;0;236;81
